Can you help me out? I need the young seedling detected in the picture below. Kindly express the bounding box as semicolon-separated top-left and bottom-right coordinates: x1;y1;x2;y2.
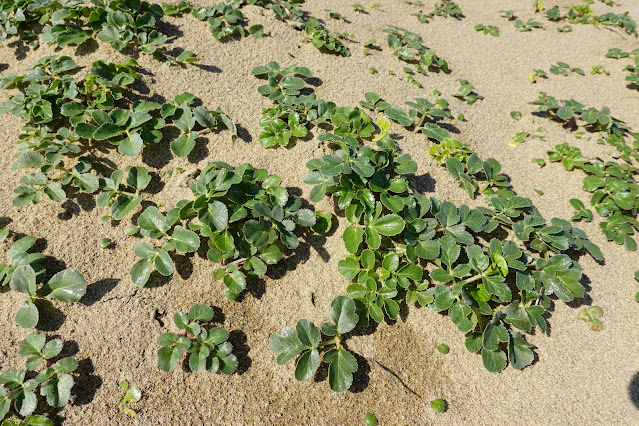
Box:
0;332;78;422
453;80;484;105
474;24;499;36
591;65;610;75
119;380;142;416
557;25;572;32
549;62;585;76
157;304;237;374
437;344;449;354
427;1;463;19
514;18;543;31
352;4;366;13
529;69;548;83
510;111;523;121
270;296;359;392
383;26;449;75
577;306;603;331
304;18;350;57
544;2;637;35
0;236;87;329
569;199;593;222
499;10;516;21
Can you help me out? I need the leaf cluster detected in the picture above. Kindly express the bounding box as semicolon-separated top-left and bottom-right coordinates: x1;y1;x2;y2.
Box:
157;304;237;374
359;92;451;141
1;332;78;421
514;18;543;31
270;296;358;392
383;26;449;74
305;131;600;374
544;3;637;35
474;24;499;37
253;62;373;148
131;162;322;299
1;236;86;329
1;56;235;214
304;18;350;56
163;0;263;40
549;61;585;76
548;142;639;250
453;80;484;105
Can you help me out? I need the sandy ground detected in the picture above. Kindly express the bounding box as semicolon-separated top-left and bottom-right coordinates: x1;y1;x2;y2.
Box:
1;0;638;424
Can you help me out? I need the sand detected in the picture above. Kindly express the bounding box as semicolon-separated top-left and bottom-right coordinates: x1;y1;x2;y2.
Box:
1;0;638;424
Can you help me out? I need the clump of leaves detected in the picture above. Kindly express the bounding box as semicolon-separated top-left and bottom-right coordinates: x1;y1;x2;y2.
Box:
0;0;198;62
0;236;86;329
622;53;639;89
252;62;373;148
304;18;350;56
119;380;141;416
131;162;323;299
544;2;637;35
577;306;603;331
474;24;499;36
547;142;638;251
383;26;449;74
0;332;78;421
509;128;545;147
500;10;516;21
360;93;451;141
549;62;585;76
453;80;484;105
306;131;601;375
569;199;593;222
514;18;543;31
158;304;237;374
605;48;639;59
270;296;358;392
163;1;263;40
590;65;610;75
0;56;235;216
427;1;463;19
529;68;548;83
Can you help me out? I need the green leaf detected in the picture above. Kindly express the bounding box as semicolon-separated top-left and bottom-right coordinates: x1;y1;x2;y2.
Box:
18;333;46;356
269;327;303;365
371;214;405;236
130;258;152;287
296;319;321;348
158;346;182;372
93;123;123;140
294;349;320;381
343;226;364;254
329;296;358;334
170;131;197;157
40;373;73;407
119;133;144;156
481;349;507;372
171;226;200;253
189;345;210;373
323;347;358;392
199;201;228;232
507;332;534;370
43;269;86;302
15;300;39;329
189;304;214;322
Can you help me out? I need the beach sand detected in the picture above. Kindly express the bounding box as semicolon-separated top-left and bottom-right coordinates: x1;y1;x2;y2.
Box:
0;0;638;424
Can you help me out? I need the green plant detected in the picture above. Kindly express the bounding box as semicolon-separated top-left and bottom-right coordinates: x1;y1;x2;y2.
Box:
590;65;610;75
162;1;264;40
359;93;451;141
98;238;112;249
622;54;639;88
304;18;350;56
544;2;637;35
0;332;78;422
509;128;545;147
500;10;516;20
270;296;358;392
1;236;86;329
383;26;449;74
352;3;365;12
514;18;543;31
431;399;446;413
253;62;373;148
427;1;463;19
158;304;237;374
131;162;322;299
549;62;585;76
119;380;141;416
0;57;235;215
510;111;523;121
569;199;593;222
605;48;639;59
557;25;572;32
474;24;499;36
577;306;603;331
529;68;548;83
453;80;484;105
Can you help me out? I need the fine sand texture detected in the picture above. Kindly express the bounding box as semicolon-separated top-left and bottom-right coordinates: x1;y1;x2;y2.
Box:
1;0;638;424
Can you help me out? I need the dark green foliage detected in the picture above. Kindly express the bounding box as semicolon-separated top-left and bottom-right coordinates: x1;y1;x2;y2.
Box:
544;2;637;35
304;18;350;56
157;305;237;374
162;1;264;40
414;1;462;22
383;26;449;74
0;0;198;61
549;62;585;76
0;236;86;329
474;24;499;36
305;127;600;375
270;296;358;392
1;56;235;216
514;18;543;31
0;332;78;422
253;62;373;148
453;80;484;105
131;162;321;299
